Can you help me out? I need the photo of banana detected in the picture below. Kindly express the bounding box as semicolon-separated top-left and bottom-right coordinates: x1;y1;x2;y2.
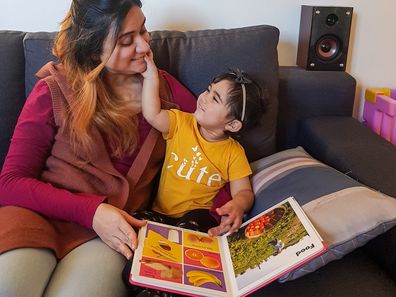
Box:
186;270;222;287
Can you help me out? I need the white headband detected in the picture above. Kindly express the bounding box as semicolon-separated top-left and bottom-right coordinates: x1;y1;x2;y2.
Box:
240;83;247;122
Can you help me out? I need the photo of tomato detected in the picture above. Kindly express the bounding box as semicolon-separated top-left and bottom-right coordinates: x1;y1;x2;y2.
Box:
227;202;309;277
244;206;286;239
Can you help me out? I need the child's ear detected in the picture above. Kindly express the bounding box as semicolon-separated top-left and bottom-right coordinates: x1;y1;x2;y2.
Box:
225;119;243;133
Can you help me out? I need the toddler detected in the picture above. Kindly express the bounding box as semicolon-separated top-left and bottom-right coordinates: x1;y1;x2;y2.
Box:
138;51;265;236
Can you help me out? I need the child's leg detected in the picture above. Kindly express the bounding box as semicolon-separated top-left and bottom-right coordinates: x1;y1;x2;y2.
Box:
175;209;218;233
133;210;175;225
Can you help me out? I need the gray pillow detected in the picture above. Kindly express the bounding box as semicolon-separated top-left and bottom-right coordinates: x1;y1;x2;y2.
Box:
248;147;396;281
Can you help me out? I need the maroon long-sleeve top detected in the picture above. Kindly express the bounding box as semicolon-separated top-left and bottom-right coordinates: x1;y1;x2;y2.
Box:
0;71;197;229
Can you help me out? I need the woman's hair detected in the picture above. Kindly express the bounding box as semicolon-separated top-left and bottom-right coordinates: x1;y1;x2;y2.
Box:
212;69;267;137
53;0;143;158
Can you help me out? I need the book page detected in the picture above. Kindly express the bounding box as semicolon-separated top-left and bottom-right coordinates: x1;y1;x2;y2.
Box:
220;197;326;296
130;222;231;297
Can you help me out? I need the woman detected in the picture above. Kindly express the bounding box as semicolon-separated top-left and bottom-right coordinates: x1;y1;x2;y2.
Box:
0;1;202;296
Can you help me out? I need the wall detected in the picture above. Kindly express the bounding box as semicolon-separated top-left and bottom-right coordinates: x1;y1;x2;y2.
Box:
1;0;395;118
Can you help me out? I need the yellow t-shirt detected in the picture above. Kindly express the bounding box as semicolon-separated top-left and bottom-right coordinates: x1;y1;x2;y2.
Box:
152;109;252;218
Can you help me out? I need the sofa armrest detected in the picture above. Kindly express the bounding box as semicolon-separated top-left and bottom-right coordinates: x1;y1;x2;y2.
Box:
299;116;396;280
277;66;356;150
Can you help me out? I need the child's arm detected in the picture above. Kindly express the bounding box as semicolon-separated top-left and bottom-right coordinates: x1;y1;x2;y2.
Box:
208;176;254;236
141;51;170;133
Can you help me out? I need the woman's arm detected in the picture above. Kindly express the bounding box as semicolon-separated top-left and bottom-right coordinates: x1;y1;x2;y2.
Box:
0;80;105;229
0;80;147;259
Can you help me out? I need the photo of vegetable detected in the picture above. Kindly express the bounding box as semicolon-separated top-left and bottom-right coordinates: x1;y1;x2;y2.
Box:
227;202;308;276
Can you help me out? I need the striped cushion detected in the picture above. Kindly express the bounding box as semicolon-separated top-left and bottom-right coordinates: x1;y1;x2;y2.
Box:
248;147;396;282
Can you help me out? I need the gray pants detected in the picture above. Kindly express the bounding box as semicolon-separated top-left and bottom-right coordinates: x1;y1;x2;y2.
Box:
0;238;128;297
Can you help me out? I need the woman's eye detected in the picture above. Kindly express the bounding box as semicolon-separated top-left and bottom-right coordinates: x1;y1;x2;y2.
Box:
140;26;148;35
119;35;134;46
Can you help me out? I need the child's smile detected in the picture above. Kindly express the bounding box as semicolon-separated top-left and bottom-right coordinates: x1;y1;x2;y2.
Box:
194;80;233;136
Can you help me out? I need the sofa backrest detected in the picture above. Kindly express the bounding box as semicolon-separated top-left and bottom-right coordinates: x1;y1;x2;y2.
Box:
0;31;27;168
23;32;57;96
0;25;280;169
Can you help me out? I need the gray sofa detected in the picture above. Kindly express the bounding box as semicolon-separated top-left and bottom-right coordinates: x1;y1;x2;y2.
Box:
1;25;395;296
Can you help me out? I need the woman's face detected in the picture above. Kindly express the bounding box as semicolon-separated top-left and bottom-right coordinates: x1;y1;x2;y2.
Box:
101;6;150;75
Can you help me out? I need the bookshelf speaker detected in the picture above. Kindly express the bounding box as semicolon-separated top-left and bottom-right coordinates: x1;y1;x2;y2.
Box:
296;6;353;71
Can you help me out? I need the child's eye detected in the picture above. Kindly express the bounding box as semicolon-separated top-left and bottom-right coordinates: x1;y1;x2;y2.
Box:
212;97;219;103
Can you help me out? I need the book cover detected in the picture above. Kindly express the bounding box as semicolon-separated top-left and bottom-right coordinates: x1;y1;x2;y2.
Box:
129;197;326;297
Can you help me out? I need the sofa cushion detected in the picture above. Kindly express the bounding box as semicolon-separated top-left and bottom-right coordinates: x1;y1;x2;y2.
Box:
23;25;280;162
300;116;396;197
0;31;27;169
248;147;396;281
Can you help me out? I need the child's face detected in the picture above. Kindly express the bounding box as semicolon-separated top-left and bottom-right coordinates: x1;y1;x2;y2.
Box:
194;79;233;132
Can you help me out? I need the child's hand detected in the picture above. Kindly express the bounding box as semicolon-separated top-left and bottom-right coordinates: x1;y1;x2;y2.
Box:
208;200;244;236
142;49;158;80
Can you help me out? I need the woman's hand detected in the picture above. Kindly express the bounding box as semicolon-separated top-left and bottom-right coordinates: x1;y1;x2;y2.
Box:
92;203;146;259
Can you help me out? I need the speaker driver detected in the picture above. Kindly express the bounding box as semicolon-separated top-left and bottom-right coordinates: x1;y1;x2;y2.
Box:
315;35;340;61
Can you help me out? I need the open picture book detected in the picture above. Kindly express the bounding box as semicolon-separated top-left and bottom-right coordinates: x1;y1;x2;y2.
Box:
129;197;327;297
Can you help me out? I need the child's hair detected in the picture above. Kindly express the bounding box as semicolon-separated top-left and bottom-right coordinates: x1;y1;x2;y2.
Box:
212;68;267;137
